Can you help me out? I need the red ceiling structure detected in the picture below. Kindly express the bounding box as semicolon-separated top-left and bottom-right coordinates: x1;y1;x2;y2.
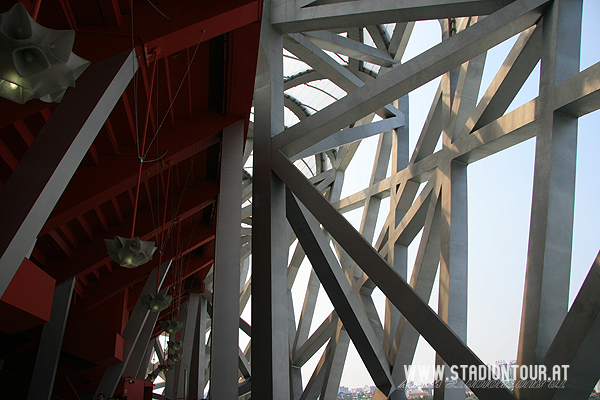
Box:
0;0;261;398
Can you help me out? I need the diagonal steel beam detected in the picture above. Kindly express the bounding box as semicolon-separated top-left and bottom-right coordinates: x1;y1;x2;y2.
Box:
303;30;396;67
0;50;137;298
274;150;515;400
291;117;404;161
272;0;549;158
538;250;600;400
95;262;171;398
286;189;395;395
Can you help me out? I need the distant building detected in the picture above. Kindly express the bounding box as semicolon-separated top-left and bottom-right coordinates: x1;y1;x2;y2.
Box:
339;386;349;394
407;390;429;399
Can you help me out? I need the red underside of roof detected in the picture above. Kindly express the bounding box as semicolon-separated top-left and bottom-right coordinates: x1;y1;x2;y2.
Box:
0;0;261;397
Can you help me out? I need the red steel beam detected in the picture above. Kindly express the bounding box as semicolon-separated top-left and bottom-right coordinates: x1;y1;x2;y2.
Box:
40;111;237;236
43;182;218;282
80;225;215;312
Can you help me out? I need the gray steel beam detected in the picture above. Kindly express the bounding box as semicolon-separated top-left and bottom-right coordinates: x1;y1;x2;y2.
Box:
293;312;339;367
319;322;350;400
286;190;395;395
388;22;415;62
210;120;244;400
0;50;137;298
252;0;291;397
272;0;514;33
299;334;334;400
391;192;442;381
175;293;201;399
26;278;76;400
540;251;600;400
462;24;541;136
384;95;410;359
292;269;320;353
291;117;404;161
122;290;166;380
283;32;400;121
189;296;208;400
272;0;548;157
95;262;171;398
274;151;514;400
517;2;582;398
303;30;396;67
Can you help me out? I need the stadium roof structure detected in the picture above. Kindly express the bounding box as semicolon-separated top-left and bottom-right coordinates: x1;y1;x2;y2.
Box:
1;0;600;399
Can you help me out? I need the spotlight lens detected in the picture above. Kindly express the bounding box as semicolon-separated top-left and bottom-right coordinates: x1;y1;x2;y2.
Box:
9;83;18;89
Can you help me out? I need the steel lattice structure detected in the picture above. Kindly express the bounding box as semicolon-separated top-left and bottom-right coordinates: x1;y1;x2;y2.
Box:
240;0;599;399
0;0;599;399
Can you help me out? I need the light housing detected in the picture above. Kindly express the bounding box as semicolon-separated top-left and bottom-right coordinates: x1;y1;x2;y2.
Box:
141;293;172;312
169;340;184;350
160;320;183;334
104;236;158;268
0;2;90;104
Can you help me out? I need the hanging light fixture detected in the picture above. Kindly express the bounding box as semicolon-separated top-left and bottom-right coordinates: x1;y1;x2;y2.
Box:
168;352;181;362
160;320;183;334
141;293;172;312
168;340;184;350
158;364;173;372
104;236;158;268
0;2;90;104
146;371;158;381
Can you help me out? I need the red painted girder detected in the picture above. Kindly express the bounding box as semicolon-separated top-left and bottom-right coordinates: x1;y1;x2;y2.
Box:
163;241;215;288
0;138;18;170
162;57;175;127
13;120;35;146
44;181;218;282
120;91;137;145
81;226;215;312
40;111;237;236
72;1;261;64
97;0;122;26
77;215;94;240
60;224;78;248
0;100;51;130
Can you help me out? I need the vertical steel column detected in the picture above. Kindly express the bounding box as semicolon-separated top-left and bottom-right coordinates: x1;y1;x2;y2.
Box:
435;66;468;400
176;293;201;398
0;50;137;298
210;120;244;399
26;277;76;400
517;1;582;398
190;296;208;399
384;94;410;357
252;0;289;397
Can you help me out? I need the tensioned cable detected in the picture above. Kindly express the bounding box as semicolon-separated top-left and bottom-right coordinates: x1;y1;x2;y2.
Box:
131;1;141;159
160;151;198;252
146;0;170;20
143;30;206;160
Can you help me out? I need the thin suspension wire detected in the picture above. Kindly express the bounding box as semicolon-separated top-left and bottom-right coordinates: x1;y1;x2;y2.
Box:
146;0;170;20
160;152;197;251
130;0;141;159
130;54;159;238
143;30;206;159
